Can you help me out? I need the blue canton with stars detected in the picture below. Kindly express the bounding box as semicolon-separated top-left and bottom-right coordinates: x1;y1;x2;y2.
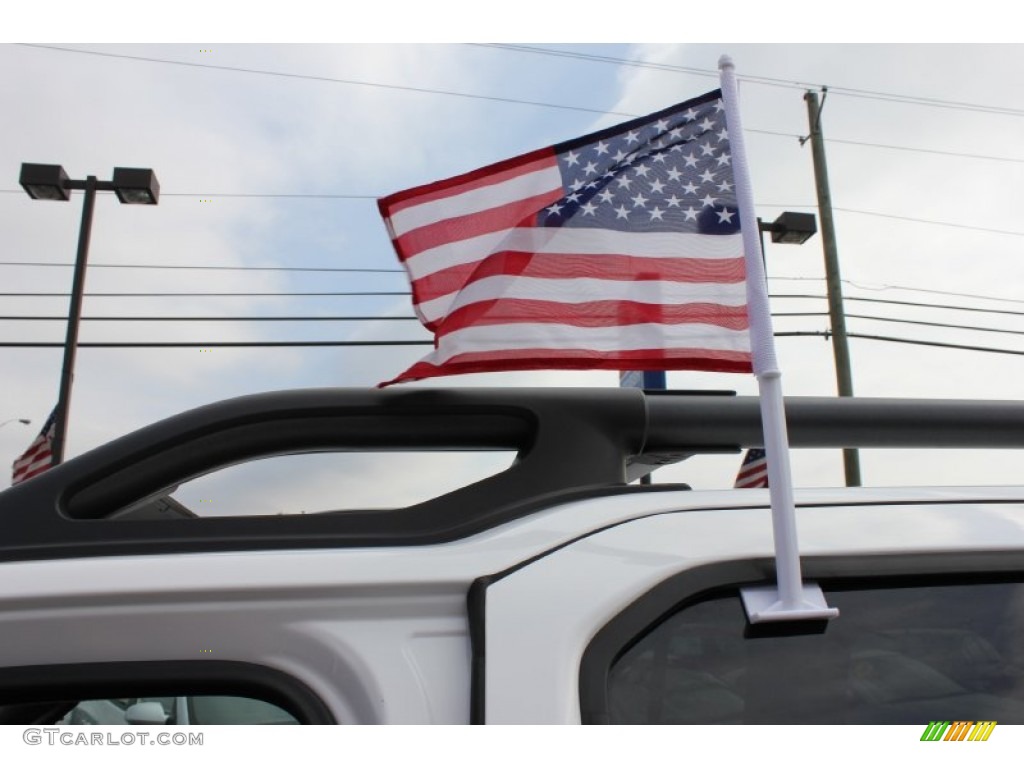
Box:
541;89;739;235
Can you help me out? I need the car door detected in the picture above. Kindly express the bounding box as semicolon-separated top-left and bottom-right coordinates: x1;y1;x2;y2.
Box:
474;497;1024;724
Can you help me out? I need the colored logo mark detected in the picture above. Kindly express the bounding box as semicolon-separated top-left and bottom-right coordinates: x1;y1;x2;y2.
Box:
920;721;996;742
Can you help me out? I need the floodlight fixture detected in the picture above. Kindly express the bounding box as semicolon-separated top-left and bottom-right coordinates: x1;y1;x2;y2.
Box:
761;212;817;245
19;163;71;201
112;167;160;205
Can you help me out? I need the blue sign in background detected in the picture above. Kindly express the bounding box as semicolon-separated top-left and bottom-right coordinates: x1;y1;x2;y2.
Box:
619;371;666;389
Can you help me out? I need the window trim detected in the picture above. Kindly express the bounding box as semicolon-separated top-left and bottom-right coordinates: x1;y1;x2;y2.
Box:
579;551;1024;724
0;659;336;724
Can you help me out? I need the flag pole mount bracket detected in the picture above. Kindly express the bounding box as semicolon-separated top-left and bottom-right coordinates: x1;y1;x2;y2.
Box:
740;583;840;624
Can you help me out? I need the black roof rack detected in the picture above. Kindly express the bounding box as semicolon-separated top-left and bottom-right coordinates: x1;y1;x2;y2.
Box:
1;387;1023;563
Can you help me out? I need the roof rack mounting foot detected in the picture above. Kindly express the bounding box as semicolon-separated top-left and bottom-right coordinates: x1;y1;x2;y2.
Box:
740;583;839;624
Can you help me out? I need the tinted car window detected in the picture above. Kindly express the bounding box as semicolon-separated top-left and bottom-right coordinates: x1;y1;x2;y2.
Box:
188;696;297;725
0;660;332;725
60;695;298;725
606;581;1024;724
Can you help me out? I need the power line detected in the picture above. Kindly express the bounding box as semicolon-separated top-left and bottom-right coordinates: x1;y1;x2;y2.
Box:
2;332;1021;357
16;44;1024;166
6;290;1021;322
0;291;411;298
2;193;1020;240
846;333;1024;357
7;177;1018;239
849;295;1024;318
27;41;1019;121
770;276;1024;306
3;181;1020;247
0;315;417;322
707;131;1024;164
7;311;1022;340
0;261;404;274
776;331;1024;357
164;192;378;199
0;188;376;196
468;44;724;81
473;44;1024;118
849;313;1024;336
0;340;431;348
16;44;640;120
821;136;1024;165
777;311;1024;337
833;207;1024;237
774;294;1024;319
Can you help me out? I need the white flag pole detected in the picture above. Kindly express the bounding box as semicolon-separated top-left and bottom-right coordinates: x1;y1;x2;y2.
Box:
719;55;838;623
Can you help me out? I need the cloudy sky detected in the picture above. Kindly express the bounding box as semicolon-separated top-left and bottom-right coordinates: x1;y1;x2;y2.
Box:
2;11;1022;511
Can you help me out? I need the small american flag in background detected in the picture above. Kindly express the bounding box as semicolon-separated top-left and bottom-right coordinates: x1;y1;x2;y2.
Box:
378;88;750;386
734;448;769;489
11;408;56;485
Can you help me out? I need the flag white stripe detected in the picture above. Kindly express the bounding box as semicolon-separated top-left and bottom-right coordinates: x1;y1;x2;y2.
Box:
387;164;562;238
419;275;748;326
428;322;751;365
14;454;51;478
405;229;519;280
12;439;47;470
737;467;768;487
405;227;744;283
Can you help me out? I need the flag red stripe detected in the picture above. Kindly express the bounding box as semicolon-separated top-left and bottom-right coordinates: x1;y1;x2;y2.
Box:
13;454;52;483
379;148;557;215
392;190;561;260
736;465;767;481
383;347;753;385
411;252;746;306
12;449;51;470
11;439;48;471
438;299;751;335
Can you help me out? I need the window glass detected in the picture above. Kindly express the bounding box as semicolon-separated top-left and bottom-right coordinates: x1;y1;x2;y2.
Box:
607;581;1024;724
188;695;297;725
114;451;516;518
60;698;131;725
58;695;298;725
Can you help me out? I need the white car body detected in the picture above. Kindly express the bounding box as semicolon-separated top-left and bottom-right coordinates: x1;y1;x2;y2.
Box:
1;389;1022;725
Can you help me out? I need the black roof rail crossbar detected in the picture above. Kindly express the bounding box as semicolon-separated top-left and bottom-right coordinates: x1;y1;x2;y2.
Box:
0;388;650;562
645;395;1024;450
0;388;1023;563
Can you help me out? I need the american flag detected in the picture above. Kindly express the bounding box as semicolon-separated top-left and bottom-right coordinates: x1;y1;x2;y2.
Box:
378;88;750;385
734;448;769;489
11;408;56;485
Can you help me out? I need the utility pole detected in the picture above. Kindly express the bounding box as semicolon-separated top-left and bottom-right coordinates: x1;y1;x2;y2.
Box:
804;89;862;487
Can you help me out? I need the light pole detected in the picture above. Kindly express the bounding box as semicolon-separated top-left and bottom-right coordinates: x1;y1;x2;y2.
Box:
755;212;815;490
19;164;159;465
758;211;860;486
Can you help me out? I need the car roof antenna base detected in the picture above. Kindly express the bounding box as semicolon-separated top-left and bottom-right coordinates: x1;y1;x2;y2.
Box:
741;583;840;624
